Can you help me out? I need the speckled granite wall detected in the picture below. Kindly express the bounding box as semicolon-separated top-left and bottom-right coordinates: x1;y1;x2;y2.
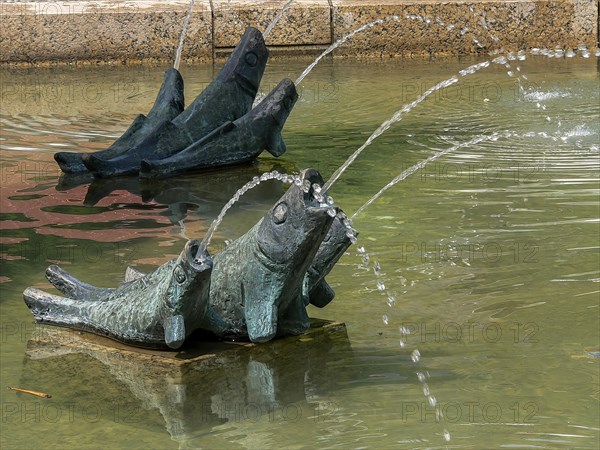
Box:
331;0;599;57
0;0;213;65
0;0;597;65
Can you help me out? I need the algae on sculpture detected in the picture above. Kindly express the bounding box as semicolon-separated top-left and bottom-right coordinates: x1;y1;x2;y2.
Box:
23;241;212;349
23;169;353;347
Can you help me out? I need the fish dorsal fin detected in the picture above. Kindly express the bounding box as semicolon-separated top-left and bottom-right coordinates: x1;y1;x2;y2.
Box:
265;129;286;157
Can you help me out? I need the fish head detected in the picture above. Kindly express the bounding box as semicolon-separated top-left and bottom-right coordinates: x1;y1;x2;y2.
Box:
162;240;213;349
257;78;298;127
245;169;335;343
304;211;356;307
250;78;298;157
256;168;335;268
219;27;269;98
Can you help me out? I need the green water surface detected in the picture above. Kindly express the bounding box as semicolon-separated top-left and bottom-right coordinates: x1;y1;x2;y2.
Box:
1;55;599;449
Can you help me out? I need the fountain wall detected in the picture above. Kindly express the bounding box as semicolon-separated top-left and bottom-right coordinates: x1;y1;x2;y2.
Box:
0;0;598;65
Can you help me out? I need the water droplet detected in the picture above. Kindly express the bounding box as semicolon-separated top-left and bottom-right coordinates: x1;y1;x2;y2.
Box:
411;349;421;363
546;116;552;122
294;176;302;186
327;208;337;217
373;261;382;276
423;384;430;396
399;326;411;335
399;339;406;348
428;395;437;407
314;192;324;203
342;218;353;229
506;70;514;77
271;170;280;179
349;234;358;244
357;246;365;254
387;295;396;307
376;281;385;291
362;254;370;265
302;180;311;193
312;183;322;194
416;371;427;382
443;430;451;442
326;196;335;206
382;315;389;325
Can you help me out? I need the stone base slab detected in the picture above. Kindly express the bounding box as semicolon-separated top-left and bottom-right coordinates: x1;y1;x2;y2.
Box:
0;0;598;65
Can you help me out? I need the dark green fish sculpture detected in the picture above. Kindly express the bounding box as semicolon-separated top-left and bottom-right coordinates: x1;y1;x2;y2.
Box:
139;78;298;179
54;68;185;174
23;241;212;349
83;27;269;178
203;169;336;342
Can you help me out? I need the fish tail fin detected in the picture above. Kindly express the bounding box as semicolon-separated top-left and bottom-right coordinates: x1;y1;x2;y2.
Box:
23;287;87;324
265;129;286;157
54;152;87;174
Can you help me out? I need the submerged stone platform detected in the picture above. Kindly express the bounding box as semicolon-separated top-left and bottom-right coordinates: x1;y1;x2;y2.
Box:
24;319;350;442
27;318;347;367
1;0;598;65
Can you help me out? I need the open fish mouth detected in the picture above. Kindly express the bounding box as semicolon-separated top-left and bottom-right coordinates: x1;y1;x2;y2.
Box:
181;240;212;272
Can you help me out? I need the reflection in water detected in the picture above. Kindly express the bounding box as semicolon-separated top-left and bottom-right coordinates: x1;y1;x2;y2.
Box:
23;321;358;447
3;162;295;243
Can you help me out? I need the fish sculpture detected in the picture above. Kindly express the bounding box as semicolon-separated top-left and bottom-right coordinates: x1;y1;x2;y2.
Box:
139;78;298;179
203;168;336;342
303;214;356;308
23;241;212;349
54;68;185;174
83;27;269;178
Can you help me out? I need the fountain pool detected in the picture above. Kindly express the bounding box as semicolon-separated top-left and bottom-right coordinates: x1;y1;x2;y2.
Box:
1;55;598;448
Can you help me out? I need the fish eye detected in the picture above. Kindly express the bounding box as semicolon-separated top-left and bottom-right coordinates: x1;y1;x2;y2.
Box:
174;265;187;284
273;202;288;224
245;51;258;67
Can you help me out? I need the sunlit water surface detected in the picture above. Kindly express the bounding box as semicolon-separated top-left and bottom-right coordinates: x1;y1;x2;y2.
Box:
1;57;598;449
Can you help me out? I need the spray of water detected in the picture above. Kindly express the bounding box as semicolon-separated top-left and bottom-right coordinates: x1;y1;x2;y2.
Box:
200;170;297;252
173;0;196;70
351;132;508;220
321;60;495;193
295;16;401;85
263;0;295;39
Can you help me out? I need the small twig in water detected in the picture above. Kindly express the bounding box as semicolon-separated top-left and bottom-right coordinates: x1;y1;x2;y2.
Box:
7;387;52;398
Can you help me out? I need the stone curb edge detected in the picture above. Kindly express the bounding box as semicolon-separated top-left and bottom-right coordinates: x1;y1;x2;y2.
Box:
0;0;598;66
